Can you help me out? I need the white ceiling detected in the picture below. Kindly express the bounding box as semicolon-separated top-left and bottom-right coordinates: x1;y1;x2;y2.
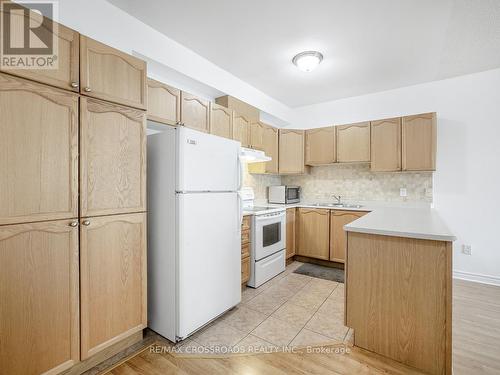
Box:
107;0;500;108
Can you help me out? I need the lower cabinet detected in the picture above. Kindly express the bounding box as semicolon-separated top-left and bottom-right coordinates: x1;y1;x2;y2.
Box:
241;256;250;285
80;212;147;359
0;219;80;375
286;208;296;258
330;210;368;263
296;208;330;260
241;215;251;284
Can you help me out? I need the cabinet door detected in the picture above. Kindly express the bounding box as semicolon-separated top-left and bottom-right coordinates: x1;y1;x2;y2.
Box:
297;208;330;260
250;122;265;150
210;103;233;139
180;92;210;133
80;213;147;359
263;125;279;173
80;97;146;217
330;210;368;263
147;78;180;125
371;118;401;171
336;122;371;162
0;219;79;375
241;256;250;284
233;113;251;147
0;6;80;91
80;35;147;109
286;208;296;259
279;129;305;174
402;113;436;171
305;126;336;165
0;73;79;225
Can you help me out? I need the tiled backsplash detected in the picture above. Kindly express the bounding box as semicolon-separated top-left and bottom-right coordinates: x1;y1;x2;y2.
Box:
243;162;433;203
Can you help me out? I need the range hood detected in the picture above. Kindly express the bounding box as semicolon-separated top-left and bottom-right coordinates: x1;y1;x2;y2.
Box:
239;147;271;163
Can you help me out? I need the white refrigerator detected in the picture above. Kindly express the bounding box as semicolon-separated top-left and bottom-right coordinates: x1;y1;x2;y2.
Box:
147;123;242;342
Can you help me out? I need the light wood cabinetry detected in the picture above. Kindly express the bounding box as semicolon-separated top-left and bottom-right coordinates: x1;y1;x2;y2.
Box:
241;256;250;285
0;73;79;226
286;208;296;259
80;98;146;218
336;122;371;162
233;113;251;147
371;118;402;171
402;113;437;171
210;103;233;139
146;78;180;125
215;95;259;121
241;215;251;284
249;125;279;174
0;219;80;375
0;6;80;92
180;92;210;133
80;213;147;359
279;129;306;174
296;208;330;260
250;121;265;150
329;210;368;263
305;126;336;165
80;35;147;109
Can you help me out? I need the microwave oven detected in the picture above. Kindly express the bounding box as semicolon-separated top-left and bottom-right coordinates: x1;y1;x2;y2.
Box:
268;186;301;204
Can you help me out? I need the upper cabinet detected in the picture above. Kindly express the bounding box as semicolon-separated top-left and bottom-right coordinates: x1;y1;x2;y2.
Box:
210;103;233;139
336;122;371;162
233;113;251;147
0;74;79;225
80;97;147;217
305;126;336;165
0;7;80;92
80;35;147;109
250;122;266;150
263;125;280;174
371;118;402;172
180;92;210;133
215;95;259;122
402;113;437;171
147;78;180;126
279;129;306;174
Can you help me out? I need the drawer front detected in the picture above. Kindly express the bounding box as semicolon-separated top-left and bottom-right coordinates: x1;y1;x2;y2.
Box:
253;249;285;288
241;229;250;245
241;257;250;284
242;215;251;231
241;243;250;258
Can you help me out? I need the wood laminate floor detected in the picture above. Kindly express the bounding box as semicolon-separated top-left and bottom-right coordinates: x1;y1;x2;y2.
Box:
93;273;500;375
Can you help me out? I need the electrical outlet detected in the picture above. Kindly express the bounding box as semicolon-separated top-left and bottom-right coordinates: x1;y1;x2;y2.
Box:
462;244;472;255
400;188;407;197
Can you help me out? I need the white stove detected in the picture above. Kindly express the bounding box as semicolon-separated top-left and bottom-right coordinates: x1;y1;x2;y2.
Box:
240;188;286;288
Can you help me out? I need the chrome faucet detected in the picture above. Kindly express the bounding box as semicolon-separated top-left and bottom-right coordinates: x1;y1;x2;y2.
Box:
331;194;342;204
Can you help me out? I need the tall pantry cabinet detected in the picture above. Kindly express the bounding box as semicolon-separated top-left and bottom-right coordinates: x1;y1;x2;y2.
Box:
0;22;147;375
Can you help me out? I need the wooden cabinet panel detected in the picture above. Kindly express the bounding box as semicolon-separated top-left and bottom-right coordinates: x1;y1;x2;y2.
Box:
0;6;80;91
263;125;279;174
80;35;147;109
241;256;250;284
250;122;265;150
305;126;336;165
80;97;146;217
80;213;147;359
371;118;401;172
233;113;251;147
0;219;79;375
241;243;250;258
210;103;233;139
180;92;210;133
215;95;259;122
330;210;368;263
147;78;180;125
402;113;437;171
0;73;79;225
242;215;251;231
336;122;371;162
286;208;296;259
279;129;306;174
241;229;250;245
296;208;330;260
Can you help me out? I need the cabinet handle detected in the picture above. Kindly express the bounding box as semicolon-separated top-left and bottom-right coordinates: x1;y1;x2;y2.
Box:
69;221;78;227
83;87;91;92
70;82;79;88
82;220;90;226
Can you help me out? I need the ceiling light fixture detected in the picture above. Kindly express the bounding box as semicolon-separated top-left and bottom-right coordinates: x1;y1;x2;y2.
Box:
292;51;323;72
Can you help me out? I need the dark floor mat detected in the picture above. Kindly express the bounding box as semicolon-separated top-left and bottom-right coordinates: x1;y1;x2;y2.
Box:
293;263;344;283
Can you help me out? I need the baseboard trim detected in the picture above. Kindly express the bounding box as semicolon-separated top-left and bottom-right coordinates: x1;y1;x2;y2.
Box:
453;270;500;287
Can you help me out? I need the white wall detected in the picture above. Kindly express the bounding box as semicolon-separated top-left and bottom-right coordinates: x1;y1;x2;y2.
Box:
290;68;500;283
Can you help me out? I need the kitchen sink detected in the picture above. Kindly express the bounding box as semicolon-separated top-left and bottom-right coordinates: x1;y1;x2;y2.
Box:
307;203;363;209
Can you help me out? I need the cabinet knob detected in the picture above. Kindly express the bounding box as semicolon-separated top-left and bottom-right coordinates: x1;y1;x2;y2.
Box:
82;220;90;226
70;82;79;88
83;87;91;92
69;221;78;227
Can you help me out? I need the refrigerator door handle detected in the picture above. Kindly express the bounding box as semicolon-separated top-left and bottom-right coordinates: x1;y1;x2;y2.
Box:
237;156;243;190
237;191;243;225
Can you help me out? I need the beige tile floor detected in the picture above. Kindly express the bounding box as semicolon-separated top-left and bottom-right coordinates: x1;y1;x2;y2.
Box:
175;261;352;354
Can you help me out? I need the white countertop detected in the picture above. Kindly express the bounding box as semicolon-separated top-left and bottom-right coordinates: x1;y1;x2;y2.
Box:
245;201;455;242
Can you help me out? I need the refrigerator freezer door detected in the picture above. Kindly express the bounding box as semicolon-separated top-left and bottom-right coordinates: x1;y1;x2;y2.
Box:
176;192;241;339
177;127;240;192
